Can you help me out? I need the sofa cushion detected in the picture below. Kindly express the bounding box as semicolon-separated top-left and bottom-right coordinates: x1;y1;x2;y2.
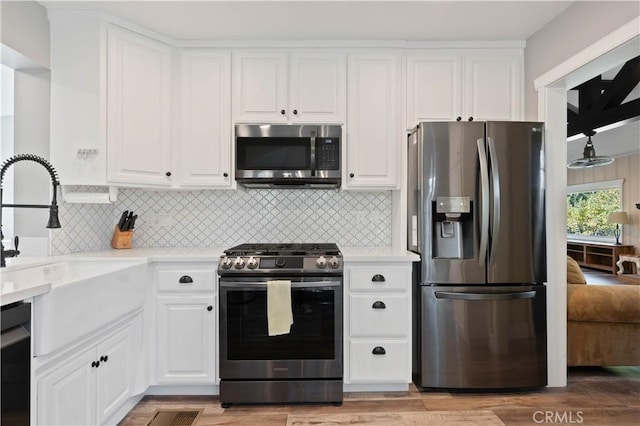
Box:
567;256;586;284
567;283;640;324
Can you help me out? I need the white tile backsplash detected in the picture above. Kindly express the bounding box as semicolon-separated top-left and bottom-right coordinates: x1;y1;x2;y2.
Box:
51;187;392;255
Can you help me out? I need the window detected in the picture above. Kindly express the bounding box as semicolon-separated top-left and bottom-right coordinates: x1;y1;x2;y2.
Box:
567;179;623;242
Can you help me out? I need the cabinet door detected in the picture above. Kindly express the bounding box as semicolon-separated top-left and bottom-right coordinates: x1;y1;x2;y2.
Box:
349;294;410;337
464;53;523;121
348;340;411;383
95;323;135;424
179;50;233;188
406;52;463;127
233;52;288;122
346;53;401;189
289;53;346;123
107;26;173;186
156;295;217;383
37;348;97;426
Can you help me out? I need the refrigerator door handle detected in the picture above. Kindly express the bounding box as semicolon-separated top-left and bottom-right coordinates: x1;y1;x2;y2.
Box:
487;136;501;266
434;291;537;301
477;138;490;266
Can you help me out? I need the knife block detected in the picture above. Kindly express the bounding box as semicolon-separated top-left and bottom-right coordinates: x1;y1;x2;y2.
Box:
111;225;133;249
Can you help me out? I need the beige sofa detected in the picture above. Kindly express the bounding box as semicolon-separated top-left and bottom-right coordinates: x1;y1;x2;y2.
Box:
567;256;640;366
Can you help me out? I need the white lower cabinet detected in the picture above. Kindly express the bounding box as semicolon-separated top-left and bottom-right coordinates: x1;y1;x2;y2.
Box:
344;263;412;386
154;263;218;385
37;315;141;426
156;295;217;383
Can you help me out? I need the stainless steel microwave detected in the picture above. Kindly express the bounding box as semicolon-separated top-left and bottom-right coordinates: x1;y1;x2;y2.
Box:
235;124;342;188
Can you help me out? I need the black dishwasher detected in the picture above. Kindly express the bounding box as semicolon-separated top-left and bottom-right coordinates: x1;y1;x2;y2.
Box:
1;301;31;426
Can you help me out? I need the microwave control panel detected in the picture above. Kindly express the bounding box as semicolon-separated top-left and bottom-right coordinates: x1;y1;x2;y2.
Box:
316;138;340;170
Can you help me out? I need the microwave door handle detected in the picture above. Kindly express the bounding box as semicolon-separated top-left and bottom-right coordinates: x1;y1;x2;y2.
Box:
310;129;316;176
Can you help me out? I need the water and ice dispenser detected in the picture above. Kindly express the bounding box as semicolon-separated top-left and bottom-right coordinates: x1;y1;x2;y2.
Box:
433;196;472;259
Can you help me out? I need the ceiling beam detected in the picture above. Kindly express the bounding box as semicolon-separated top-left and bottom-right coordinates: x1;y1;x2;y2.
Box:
567;55;640;137
567;98;640;137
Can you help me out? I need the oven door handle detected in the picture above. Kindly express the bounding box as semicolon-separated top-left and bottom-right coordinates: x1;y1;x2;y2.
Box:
220;280;341;289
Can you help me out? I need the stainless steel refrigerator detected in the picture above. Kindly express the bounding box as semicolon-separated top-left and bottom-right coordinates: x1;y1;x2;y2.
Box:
408;121;547;389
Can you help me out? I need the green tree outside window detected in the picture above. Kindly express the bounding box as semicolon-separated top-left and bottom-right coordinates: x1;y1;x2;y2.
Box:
567;188;621;237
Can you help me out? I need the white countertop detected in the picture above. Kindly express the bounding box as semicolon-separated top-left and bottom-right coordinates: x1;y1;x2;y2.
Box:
0;246;418;306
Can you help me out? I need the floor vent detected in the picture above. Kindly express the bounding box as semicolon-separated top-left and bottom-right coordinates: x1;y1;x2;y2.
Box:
147;409;201;426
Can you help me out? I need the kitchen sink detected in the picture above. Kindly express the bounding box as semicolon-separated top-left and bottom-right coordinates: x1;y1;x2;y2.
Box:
3;259;148;356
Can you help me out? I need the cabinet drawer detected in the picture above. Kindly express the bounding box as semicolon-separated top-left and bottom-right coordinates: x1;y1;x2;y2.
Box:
156;265;216;292
349;294;409;337
349;268;410;292
348;340;410;383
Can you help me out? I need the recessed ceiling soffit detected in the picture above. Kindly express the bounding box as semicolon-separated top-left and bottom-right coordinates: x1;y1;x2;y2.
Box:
567;55;640;138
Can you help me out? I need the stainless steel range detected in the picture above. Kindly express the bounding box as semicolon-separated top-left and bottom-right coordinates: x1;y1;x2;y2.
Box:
218;243;343;407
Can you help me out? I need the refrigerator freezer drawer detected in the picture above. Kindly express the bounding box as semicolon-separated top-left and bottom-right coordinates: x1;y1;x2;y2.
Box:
416;285;547;389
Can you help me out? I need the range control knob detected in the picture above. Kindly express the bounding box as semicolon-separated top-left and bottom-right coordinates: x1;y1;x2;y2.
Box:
275;257;286;268
247;256;259;269
328;256;340;269
316;256;327;269
221;257;232;269
233;256;245;269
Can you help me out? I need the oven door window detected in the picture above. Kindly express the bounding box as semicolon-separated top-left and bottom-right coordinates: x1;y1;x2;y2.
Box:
225;287;335;360
236;137;311;170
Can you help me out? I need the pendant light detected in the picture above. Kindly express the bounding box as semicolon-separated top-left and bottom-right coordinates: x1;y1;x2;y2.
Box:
567;130;615;169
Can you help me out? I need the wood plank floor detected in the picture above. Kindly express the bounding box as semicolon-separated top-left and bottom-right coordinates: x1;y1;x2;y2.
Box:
119;367;640;426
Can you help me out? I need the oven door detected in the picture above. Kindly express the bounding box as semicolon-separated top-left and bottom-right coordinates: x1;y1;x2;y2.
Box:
219;276;342;380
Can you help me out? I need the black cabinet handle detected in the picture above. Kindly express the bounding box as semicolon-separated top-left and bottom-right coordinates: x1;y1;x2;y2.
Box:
372;301;386;309
100;355;109;363
293;109;298;115
165;171;172;177
179;275;193;284
280;109;286;115
456;116;462;121
371;274;386;282
207;305;213;311
468;117;474;121
91;361;100;368
349;173;355;178
223;172;229;178
372;346;386;355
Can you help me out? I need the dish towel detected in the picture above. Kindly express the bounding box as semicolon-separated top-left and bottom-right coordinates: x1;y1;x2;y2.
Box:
267;280;293;336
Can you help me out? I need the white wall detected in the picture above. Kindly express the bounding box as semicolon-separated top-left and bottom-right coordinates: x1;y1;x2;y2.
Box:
0;0;50;68
1;1;51;251
524;1;640;120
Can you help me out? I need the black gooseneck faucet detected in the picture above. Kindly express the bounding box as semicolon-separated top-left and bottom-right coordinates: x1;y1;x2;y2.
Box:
0;154;61;267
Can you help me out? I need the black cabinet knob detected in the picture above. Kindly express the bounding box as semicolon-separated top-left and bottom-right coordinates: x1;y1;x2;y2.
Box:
372;346;386;355
280;109;286;115
371;274;386;282
293;109;298;115
91;361;100;368
207;305;213;311
100;355;109;363
223;172;229;178
372;301;386;309
468;117;473;121
349;173;355;178
165;171;172;177
456;116;462;121
179;275;193;284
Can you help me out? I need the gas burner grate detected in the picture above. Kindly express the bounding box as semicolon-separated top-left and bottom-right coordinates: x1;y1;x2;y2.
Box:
224;243;340;257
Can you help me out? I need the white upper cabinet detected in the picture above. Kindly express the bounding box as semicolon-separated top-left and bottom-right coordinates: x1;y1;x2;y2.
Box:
178;50;233;188
406;51;463;126
406;49;523;128
106;26;173;187
463;52;523;122
233;51;346;123
346;52;401;190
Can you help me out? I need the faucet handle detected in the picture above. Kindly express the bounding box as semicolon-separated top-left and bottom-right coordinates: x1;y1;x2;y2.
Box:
14;235;19;252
